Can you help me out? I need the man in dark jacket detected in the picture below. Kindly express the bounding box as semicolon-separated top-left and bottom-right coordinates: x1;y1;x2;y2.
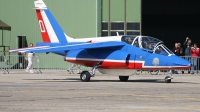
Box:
183;37;192;73
184;37;192;56
172;43;181;56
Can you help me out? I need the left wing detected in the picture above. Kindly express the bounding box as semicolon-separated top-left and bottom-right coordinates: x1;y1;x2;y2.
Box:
9;41;126;53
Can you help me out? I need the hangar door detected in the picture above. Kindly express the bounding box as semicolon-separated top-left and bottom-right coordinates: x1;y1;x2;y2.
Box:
142;0;200;49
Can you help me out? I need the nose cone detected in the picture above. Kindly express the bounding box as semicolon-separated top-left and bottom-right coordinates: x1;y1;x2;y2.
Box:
169;55;191;69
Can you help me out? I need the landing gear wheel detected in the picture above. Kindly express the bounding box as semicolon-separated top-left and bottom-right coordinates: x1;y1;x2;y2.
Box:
80;71;91;82
165;76;171;83
119;76;129;81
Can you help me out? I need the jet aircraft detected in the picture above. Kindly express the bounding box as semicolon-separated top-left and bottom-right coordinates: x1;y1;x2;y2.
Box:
9;0;191;83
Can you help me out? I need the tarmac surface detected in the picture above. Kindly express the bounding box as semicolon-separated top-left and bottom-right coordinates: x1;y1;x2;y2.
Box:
0;70;200;112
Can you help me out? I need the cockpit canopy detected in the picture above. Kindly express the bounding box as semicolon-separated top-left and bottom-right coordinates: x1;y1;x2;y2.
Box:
121;35;174;56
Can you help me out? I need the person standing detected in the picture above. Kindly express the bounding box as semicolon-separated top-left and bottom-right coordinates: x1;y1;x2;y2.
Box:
172;43;181;56
184;37;192;57
26;43;35;73
172;43;181;74
190;43;200;74
177;42;185;74
183;37;192;73
178;43;183;56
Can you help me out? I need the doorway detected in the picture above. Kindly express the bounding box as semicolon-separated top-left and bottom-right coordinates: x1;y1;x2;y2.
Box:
17;36;27;48
142;0;200;49
17;36;27;69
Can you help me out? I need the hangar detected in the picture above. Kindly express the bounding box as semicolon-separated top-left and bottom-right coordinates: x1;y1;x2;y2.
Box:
0;0;199;68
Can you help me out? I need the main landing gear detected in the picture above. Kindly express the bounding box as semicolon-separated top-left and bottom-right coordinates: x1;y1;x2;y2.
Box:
80;71;91;82
80;62;102;82
164;70;173;83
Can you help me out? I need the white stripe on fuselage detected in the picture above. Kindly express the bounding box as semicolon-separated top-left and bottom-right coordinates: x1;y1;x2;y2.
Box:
41;10;59;42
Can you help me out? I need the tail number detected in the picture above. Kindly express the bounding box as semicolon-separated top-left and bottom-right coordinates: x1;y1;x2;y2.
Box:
39;20;46;32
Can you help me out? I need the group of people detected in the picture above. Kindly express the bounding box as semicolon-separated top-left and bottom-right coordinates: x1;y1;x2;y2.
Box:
172;37;200;74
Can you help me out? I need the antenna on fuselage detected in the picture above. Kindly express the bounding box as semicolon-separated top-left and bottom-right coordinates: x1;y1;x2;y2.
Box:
116;32;119;36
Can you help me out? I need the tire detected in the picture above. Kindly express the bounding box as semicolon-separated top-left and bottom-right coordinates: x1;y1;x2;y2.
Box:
119;76;129;81
80;71;91;82
165;76;171;83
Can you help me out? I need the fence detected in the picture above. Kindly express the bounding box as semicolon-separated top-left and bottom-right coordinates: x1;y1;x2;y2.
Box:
0;55;199;74
0;54;91;73
180;56;199;74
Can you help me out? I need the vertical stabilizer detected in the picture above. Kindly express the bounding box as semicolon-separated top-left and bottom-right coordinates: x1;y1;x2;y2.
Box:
34;0;72;43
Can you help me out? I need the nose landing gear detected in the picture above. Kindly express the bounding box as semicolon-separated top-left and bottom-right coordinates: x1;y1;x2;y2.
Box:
165;70;173;83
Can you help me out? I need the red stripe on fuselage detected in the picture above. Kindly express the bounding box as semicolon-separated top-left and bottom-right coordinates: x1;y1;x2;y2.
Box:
102;61;128;69
66;59;142;69
36;9;51;42
67;59;100;67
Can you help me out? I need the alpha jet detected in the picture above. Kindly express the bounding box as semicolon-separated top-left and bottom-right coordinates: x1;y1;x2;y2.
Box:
9;0;191;83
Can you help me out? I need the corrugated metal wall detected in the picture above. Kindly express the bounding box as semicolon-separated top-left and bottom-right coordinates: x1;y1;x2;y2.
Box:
101;0;141;36
126;0;141;22
102;0;141;22
0;0;101;69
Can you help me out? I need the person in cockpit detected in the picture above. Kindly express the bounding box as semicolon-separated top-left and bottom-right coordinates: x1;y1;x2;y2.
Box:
127;37;133;44
142;41;148;49
133;40;139;47
148;43;153;50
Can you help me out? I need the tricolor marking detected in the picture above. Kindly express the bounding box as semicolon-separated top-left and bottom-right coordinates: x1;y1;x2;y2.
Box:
65;57;190;70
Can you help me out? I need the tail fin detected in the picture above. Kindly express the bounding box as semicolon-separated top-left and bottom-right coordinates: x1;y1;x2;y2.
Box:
34;0;72;43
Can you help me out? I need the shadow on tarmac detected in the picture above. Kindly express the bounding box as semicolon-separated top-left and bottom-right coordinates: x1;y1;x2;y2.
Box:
23;78;199;84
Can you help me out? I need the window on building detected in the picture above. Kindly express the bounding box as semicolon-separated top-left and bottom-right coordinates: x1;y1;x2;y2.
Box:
111;31;124;36
127;22;140;30
101;31;108;37
127;32;140;35
111;22;124;30
102;22;108;30
101;21;140;36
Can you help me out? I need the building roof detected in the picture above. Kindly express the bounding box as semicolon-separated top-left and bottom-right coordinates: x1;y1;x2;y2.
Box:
0;20;11;31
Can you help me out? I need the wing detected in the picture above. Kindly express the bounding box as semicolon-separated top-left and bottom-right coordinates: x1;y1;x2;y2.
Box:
9;41;126;53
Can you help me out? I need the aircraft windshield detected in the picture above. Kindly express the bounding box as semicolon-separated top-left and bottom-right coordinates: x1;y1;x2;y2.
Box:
154;44;174;56
141;36;162;50
121;36;137;45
